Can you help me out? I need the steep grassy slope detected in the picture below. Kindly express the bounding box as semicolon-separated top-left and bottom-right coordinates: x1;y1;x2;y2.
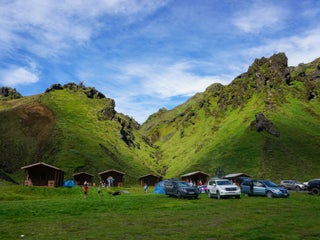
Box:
0;95;54;175
0;87;158;183
140;53;320;181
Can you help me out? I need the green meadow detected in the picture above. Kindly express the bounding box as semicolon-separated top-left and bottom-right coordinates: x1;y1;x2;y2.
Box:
0;185;319;240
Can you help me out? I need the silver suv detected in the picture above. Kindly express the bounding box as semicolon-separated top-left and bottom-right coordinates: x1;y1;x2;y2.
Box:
207;179;241;199
280;180;306;191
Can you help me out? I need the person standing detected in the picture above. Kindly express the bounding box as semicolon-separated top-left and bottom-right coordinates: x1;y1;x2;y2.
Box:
107;176;111;187
250;180;254;195
83;181;88;199
110;176;115;187
97;185;101;196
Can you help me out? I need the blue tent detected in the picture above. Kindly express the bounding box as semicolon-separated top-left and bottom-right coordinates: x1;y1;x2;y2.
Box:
63;179;76;187
153;181;166;194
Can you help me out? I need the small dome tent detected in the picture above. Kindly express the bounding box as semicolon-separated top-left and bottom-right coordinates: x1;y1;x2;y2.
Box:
63;179;76;187
153;181;166;194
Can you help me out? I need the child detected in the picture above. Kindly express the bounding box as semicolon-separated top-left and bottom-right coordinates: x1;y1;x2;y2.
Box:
144;183;148;193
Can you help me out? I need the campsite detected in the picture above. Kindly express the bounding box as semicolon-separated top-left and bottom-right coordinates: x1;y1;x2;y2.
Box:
0;183;319;239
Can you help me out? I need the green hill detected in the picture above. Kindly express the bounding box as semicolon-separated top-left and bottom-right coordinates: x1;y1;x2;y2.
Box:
1;53;320;184
0;84;158;183
140;53;320;180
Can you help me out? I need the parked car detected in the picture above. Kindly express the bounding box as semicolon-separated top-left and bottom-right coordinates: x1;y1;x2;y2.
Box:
163;180;199;199
280;180;306;190
207;179;241;199
237;176;251;186
307;179;320;195
198;185;207;194
241;179;289;198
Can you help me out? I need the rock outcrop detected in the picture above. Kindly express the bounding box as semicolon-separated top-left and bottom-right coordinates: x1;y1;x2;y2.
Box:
45;82;106;99
252;112;280;137
0;87;22;99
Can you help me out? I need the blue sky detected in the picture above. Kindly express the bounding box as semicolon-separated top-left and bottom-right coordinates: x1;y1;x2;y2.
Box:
1;0;320;123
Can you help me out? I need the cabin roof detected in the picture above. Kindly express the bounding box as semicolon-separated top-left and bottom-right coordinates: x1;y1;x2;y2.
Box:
72;172;94;177
181;171;209;178
98;169;125;175
138;174;161;180
21;162;63;171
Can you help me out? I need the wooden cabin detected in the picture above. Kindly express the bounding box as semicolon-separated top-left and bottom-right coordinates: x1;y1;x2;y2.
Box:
72;172;94;186
98;169;125;187
138;174;162;186
21;162;64;187
181;171;210;186
224;173;251;185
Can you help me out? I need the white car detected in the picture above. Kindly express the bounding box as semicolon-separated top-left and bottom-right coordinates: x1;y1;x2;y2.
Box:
207;179;241;199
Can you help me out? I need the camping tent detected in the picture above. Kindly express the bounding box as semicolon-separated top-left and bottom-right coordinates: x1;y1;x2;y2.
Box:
63;179;76;187
152;181;166;194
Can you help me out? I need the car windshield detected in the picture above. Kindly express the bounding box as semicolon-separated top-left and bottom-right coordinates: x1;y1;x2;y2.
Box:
177;182;191;187
217;180;232;185
263;180;278;187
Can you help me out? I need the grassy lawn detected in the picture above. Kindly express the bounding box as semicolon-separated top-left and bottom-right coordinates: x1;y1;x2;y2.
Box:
0;185;319;240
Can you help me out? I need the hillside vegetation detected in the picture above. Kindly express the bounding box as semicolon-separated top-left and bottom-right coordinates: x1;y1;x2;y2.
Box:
1;53;320;183
140;53;320;180
0;84;158;183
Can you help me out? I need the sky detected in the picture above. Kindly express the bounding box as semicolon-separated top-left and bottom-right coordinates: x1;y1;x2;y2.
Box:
1;0;320;123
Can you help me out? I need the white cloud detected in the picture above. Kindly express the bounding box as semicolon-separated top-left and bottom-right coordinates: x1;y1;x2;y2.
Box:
114;96;164;123
233;2;285;33
119;60;227;98
0;0;170;57
83;59;232;123
0;66;39;87
245;28;320;66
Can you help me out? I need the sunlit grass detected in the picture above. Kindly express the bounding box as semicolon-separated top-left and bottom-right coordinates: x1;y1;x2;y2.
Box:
0;186;319;239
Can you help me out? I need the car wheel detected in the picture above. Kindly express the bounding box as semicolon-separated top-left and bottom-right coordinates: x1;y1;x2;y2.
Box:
216;191;221;199
208;191;212;198
295;186;301;191
266;191;273;198
236;195;240;199
310;187;320;195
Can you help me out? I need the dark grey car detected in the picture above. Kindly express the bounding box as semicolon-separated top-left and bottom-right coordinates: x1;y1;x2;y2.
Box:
307;179;320;195
163;180;199;199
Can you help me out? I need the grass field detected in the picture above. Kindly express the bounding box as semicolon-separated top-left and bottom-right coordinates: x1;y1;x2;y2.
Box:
0;185;319;240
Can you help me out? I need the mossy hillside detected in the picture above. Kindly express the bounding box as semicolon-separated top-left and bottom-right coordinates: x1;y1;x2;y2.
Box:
39;89;158;183
0;96;55;177
141;53;320;181
265;97;320;179
150;93;265;178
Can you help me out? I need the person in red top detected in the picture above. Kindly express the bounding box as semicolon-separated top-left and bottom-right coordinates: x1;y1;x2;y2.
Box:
83;181;88;199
